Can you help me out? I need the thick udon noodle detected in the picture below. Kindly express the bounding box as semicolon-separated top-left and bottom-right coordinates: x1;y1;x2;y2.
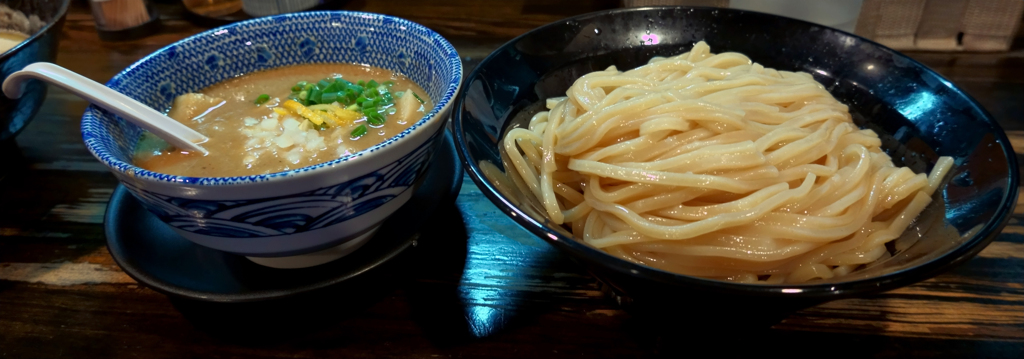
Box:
497;41;953;284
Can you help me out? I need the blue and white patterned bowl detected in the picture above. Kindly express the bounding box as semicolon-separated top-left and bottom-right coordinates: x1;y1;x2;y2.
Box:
82;11;462;267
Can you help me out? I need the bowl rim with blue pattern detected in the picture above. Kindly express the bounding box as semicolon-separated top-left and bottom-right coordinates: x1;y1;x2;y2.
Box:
81;10;462;188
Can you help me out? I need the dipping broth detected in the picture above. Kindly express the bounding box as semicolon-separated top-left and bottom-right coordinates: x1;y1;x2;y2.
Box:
134;63;432;177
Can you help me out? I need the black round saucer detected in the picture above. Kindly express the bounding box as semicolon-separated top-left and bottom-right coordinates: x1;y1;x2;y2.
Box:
105;130;462;302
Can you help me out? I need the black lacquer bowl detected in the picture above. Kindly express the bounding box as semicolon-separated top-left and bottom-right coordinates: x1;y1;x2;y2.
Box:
452;7;1019;317
0;0;69;141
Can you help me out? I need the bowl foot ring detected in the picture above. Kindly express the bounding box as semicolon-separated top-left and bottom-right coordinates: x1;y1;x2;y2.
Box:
245;225;380;269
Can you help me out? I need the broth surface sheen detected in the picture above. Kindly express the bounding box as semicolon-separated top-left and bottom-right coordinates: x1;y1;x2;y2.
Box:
136;63;432;177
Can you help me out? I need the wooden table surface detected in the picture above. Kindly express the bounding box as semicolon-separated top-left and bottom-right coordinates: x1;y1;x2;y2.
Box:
1;1;1022;358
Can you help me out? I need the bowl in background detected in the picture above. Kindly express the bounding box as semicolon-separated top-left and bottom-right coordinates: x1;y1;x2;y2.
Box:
453;7;1019;318
82;11;462;268
0;0;69;141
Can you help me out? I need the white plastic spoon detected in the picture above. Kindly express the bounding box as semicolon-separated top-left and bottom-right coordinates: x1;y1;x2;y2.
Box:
2;62;209;155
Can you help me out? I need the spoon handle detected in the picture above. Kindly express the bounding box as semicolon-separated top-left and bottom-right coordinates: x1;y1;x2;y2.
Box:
2;62;209;155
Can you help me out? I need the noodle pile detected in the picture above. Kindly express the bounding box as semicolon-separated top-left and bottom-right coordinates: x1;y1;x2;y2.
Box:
499;41;953;284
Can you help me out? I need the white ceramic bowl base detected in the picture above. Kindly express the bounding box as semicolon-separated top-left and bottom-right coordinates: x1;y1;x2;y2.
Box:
240;186;416;268
163;183;419;256
246;224;379;269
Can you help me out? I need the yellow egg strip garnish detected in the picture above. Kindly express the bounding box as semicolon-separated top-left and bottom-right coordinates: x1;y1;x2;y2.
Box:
282;100;324;126
307;104;361;126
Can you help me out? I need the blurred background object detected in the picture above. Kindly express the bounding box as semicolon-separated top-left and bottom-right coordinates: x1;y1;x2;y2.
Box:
730;0;863;33
622;0;1024;51
0;3;44;53
240;0;319;17
0;0;69;142
913;0;968;50
622;0;864;32
182;0;242;18
960;0;1024;51
89;0;160;40
857;0;1024;51
181;0;247;25
180;0;338;25
855;0;925;49
622;0;728;7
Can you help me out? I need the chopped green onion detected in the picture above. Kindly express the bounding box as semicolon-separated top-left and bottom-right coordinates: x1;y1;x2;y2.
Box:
367;116;384;126
412;92;425;104
254;94;270;105
286;78;402;130
343;89;358;103
361;104;376;115
351;124;367;138
328;81;345;93
309;87;322;104
321;92;339;104
394;91;404;98
363;106;385;126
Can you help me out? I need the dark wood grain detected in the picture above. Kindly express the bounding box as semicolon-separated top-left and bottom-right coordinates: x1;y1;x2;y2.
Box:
1;1;1022;358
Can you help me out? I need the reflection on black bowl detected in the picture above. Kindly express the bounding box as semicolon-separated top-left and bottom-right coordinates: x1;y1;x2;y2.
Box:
452;7;1019;318
0;0;69;141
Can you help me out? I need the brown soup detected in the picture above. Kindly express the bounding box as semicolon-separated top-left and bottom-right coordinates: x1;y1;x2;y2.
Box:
134;63;432;177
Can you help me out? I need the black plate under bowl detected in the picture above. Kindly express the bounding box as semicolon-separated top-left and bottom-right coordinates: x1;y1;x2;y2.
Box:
453;6;1019;314
105;130;462;302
